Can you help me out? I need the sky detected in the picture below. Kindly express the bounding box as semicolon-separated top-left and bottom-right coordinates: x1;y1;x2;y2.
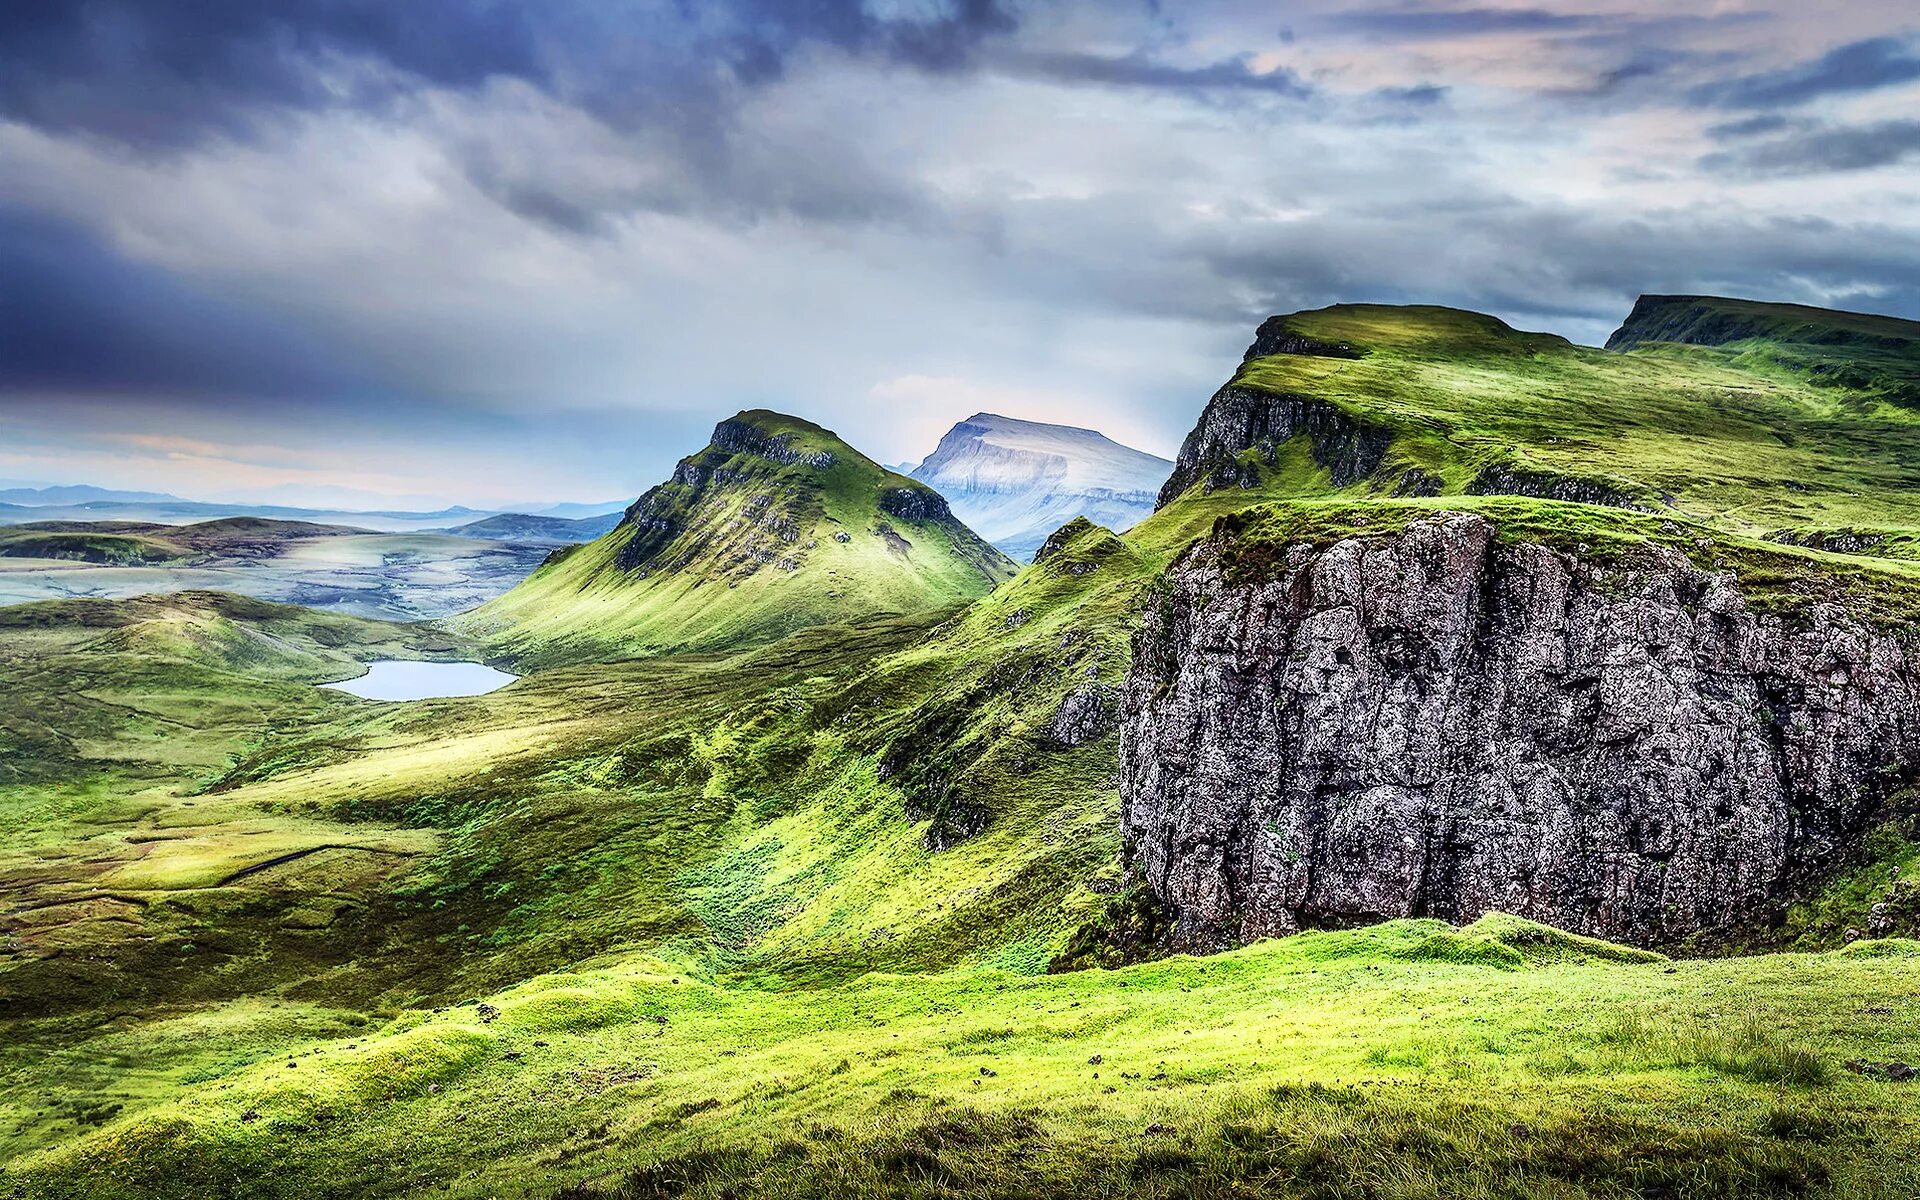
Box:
4;0;1920;510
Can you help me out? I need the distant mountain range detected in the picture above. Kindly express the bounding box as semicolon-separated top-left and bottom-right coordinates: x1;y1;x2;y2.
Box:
907;413;1172;559
0;484;185;506
0;488;630;537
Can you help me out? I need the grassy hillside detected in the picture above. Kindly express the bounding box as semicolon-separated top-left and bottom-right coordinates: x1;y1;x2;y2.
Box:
19;919;1920;1199
1185;301;1920;549
0;524;187;565
456;411;1017;665
15;500;1920;1196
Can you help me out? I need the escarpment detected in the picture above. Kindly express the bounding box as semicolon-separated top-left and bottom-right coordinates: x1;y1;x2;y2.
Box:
1155;386;1393;506
1119;511;1920;950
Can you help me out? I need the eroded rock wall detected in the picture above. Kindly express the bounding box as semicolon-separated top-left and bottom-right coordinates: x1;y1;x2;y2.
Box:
1120;512;1920;948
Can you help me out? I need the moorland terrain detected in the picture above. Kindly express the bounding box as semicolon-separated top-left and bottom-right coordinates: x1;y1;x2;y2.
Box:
6;296;1920;1198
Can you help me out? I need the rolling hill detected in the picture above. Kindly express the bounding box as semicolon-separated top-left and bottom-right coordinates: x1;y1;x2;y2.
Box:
437;511;624;544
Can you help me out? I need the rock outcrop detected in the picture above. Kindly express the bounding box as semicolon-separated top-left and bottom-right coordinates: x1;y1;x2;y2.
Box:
1465;462;1655;512
708;416;839;468
1240;317;1363;363
1155;387;1392;507
1120;511;1920;949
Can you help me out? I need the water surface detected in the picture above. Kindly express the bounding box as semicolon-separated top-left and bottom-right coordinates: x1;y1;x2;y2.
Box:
324;660;517;701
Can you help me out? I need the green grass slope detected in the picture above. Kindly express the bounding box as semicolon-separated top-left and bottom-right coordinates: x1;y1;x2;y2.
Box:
1176;299;1920;549
455;410;1017;665
17;918;1920;1199
0;524;187;565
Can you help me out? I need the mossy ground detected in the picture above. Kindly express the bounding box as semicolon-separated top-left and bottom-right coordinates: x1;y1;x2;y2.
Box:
15;921;1920;1198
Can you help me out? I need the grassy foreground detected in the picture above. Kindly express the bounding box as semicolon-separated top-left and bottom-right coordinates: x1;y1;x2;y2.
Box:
14;921;1920;1198
7;568;1920;1198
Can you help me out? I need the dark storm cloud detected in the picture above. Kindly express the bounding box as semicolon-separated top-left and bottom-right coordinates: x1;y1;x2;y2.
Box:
0;202;362;399
1692;35;1920;109
1702;119;1920;177
720;0;1014;81
0;0;543;148
0;0;1017;149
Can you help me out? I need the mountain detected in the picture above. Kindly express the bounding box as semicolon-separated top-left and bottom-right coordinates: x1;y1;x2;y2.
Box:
0;497;498;532
908;412;1171;559
0;484;184;506
437;511;624;543
532;499;631;520
457;410;1018;663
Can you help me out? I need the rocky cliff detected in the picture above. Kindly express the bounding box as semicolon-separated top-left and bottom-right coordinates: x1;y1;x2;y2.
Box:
1120;510;1920;949
1154;386;1396;506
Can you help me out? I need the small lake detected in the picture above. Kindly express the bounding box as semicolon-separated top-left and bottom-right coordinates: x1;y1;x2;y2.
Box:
323;660;518;701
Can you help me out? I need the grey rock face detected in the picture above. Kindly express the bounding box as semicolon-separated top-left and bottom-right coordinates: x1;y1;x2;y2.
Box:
879;486;952;523
1120;512;1920;949
1768;529;1888;556
1241;317;1363;363
1046;682;1119;748
1156;387;1392;507
709;418;838;468
1466;463;1654;513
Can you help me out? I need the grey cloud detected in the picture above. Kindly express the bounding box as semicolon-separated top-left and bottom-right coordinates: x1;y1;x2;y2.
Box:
0;0;544;149
1706;113;1798;140
1181;199;1920;341
1375;84;1448;105
1692;35;1920;109
1324;6;1602;39
1003;50;1313;96
0;0;1018;150
1702;119;1920;177
0;201;365;400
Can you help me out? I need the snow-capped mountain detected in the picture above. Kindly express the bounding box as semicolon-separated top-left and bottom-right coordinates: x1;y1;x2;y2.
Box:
908;413;1172;559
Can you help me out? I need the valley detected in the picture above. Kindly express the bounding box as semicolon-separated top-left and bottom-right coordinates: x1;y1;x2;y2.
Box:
0;519;583;622
8;295;1920;1198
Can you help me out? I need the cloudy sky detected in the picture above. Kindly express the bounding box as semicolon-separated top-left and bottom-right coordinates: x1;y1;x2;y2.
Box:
4;0;1919;509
